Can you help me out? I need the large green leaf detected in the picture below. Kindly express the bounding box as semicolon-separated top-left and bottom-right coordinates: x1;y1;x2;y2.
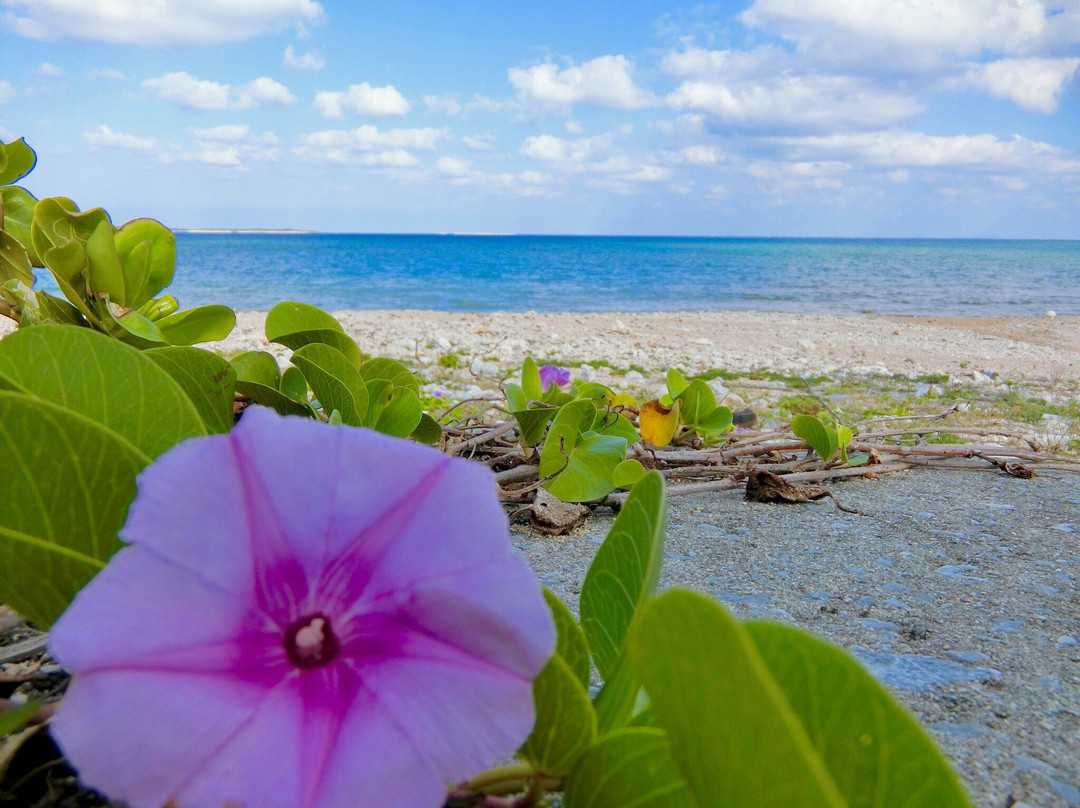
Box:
665;368;688;397
538;400;595;479
373;387;423;437
594;411;639;445
0;325;205;458
292;342;369;426
0;229;32;285
84;219;125;303
0;700;40;738
564;728;694;808
579;471;666;678
515;406;557;446
265;302;363;365
0;138;36;186
114;218;175;307
231;350;281;388
235;381;312;417
544;589;590;688
791;414;839;462
675;379;717;426
144;347;236;434
519;652;597;776
0;186;41;265
359;356;419;394
521;356;543;401
410;412;442;445
0;392;144;628
154;305;235;345
592;651;643;733
544;434;627;503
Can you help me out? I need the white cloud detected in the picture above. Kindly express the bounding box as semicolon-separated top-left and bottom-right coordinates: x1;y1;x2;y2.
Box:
38;62;64;77
660;45;787;80
465;94;505;113
2;0;323;45
313;82;410;118
509;55;656;110
83;124;156;151
745;159;850;190
520;133;617;163
88;68;124;80
189;125;280;146
435;156;471;176
564;120;583;135
423;93;461;115
965;57;1080;113
0;80;14;104
462;134;497;151
672;145;723;165
295;125;447;166
157;125;282;171
283;45;325;71
142;72;295;110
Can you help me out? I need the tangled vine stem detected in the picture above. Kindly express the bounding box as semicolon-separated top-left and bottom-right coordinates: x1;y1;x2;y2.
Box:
447;763;561;807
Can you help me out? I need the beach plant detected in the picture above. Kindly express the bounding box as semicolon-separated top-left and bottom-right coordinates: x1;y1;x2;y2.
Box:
639;367;733;448
231;301;441;443
791;413;866;465
0;137;235;346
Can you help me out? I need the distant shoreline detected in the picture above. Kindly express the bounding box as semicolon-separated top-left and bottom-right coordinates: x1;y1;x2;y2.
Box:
175;229;315;235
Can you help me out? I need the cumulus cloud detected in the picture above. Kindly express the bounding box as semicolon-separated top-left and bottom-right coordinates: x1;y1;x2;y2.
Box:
142;72;295;110
83;125;156;151
423;93;461;115
156;125;282;171
509;55;656;110
964;57;1080;113
295;124;447;166
0;80;14;104
313;82;410;118
2;0;323;45
520;133;617;163
435;156;471;176
462;133;497;151
38;62;64;77
283;45;325;71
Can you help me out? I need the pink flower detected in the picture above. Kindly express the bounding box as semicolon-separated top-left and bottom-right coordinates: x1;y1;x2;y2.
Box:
50;407;555;808
538;365;571;391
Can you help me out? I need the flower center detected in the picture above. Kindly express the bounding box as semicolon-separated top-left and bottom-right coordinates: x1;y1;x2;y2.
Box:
284;613;340;670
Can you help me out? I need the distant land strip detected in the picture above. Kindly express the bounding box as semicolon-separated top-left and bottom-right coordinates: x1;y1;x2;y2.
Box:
175;228;315;235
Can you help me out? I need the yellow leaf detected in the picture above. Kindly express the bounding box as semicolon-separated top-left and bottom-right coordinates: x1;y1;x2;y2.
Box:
639;399;681;447
609;392;638;408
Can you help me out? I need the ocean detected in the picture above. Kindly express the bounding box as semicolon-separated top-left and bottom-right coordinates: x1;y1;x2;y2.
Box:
70;234;1080;316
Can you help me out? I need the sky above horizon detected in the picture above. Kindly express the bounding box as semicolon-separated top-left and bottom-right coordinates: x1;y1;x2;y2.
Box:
1;1;1079;237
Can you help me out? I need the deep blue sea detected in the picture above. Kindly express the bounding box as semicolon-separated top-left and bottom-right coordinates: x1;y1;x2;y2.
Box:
154;234;1080;315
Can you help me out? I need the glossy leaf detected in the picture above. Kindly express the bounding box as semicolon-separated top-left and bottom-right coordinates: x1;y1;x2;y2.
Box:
639;399;681;448
545;434;626;503
545;589;590;688
1;186;41;265
698;406;733;436
594;410;639;445
521;356;543;401
114;218;175;307
579;470;666;678
515;406;557;446
505;382;527;413
593;651;643;733
235;381;312;418
292;343;369;426
265;302;363;365
666;368;688;397
144;347;236;434
153;305;235;345
538;400;596;480
520;652;597;777
373;387;423;437
359;356;419;394
230;350;281;388
612;458;646;489
0;138;36;186
676;379;717;426
84;219;125;302
0;229;32;285
0;392;144;628
563;728;694;808
410;412;443;445
0;325;204;458
792;414;838;462
278;366;310;405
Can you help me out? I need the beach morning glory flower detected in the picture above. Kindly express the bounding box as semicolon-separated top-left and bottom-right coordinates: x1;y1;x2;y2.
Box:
538;364;571;391
49;407;555;808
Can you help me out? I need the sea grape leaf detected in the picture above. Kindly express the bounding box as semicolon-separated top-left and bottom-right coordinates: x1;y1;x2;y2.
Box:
744;620;974;808
359;356;419;394
521;356;543;401
639;399;681;448
698;406;733;436
675;379;716;426
363;378;393;427
574;382;614;401
144;347;236;434
0;392;144;628
666;368;688;397
791;414;838;462
235;381;312;418
410;412;442;445
0;138;36;186
114;218;175;307
95;301;168;347
0;325;204;458
563;727;695;808
519;652;597;777
265;302;363;365
1;186;41;264
278;366;310;405
373;387;423;437
544;588;590;688
538;400;596;480
230;350;281;388
544;434;626;503
515;406;557;446
291;343;369;427
612;458;646;489
0;229;32;285
594;411;639;445
579;470;666;679
154;305;235;345
84;219;125;303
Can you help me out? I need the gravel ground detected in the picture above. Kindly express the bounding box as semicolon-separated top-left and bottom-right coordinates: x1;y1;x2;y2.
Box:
513;466;1080;808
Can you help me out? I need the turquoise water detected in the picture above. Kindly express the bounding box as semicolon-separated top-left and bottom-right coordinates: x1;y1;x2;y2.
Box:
162;235;1080;315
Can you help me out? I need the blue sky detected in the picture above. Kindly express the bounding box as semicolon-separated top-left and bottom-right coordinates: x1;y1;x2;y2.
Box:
1;0;1079;237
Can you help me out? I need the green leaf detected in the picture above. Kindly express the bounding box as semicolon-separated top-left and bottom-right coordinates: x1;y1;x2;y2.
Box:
84;219;125;302
563;727;695;808
544;589;590;688
791;414;839;462
0;138;36;186
230;350;281;388
265;302;362;365
359;356;419;394
292;342;369;426
573;382;613;401
505;382;527;413
235;381;312;417
745;621;974;808
579;470;666;678
612;458;646;489
593;651;643;733
666;368;688;397
521;356;543;401
154;305;235;345
95;302;168;347
144;347;236;434
373;387;423;437
0;392;144;628
114;218;175;307
0;229;33;285
594;411;640;445
538;400;595;480
698;406;733;436
515;406;557;446
410;412;442;445
675;379;717;426
279;366;310;405
363;378;393;427
544;434;627;503
0;325;205;458
0;186;41;265
0;700;40;738
520;652;597;776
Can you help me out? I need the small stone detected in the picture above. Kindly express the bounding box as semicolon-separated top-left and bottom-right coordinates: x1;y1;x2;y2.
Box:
797;338;816;350
692;337;713;345
529;489;589;536
946;650;990;664
969;370;993;385
613;319;630;334
624;370;645;384
1059;635;1078;647
1046;310;1056;317
434;336;452;351
577;364;598;383
732;408;759;429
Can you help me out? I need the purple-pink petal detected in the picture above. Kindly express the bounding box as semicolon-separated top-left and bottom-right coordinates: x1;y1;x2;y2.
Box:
50;406;555;808
538;364;571;391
